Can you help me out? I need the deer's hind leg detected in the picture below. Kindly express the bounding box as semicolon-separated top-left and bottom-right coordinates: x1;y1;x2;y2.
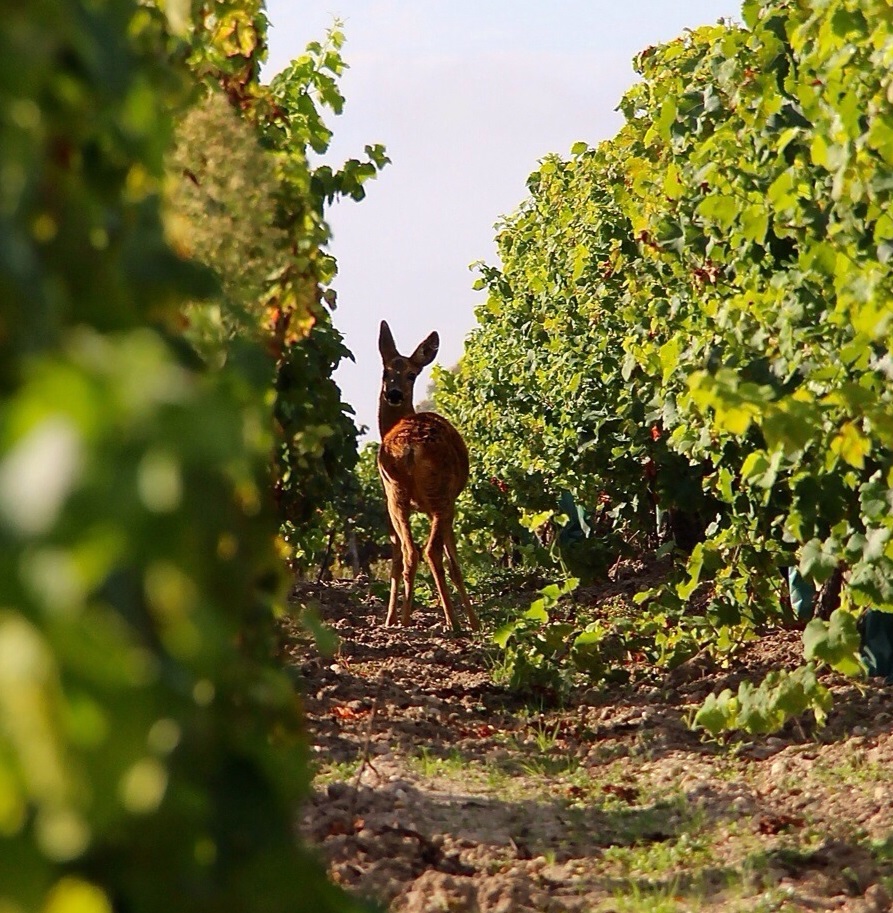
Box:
443;520;480;631
425;515;463;630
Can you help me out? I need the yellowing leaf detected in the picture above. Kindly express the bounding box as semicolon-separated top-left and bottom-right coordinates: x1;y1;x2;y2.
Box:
740;451;769;482
740;204;768;244
657;96;678;140
716;404;756;436
850;298;892;340
830;422;870;468
520;510;553;532
572;245;588;282
810;133;829;168
663;161;683;200
767;170;796;209
874;210;893;242
658;337;680;385
697;193;738;228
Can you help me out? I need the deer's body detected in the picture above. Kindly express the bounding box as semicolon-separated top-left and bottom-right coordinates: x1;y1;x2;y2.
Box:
377;322;479;631
379;412;468;510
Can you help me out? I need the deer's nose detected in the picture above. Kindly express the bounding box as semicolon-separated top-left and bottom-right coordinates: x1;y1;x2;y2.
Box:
386;389;404;405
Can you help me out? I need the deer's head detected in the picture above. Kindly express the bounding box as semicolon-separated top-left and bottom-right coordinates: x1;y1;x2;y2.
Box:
378;320;439;409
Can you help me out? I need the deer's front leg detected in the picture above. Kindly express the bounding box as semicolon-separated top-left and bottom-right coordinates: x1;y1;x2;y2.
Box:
384;518;402;626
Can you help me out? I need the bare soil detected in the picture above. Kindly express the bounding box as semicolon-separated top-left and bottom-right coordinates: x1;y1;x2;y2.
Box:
286;578;893;913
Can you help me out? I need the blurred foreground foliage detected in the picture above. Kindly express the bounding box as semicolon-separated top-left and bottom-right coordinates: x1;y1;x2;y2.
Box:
0;0;375;910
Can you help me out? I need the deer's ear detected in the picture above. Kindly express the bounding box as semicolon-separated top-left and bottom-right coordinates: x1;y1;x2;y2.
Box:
379;321;398;361
410;331;439;369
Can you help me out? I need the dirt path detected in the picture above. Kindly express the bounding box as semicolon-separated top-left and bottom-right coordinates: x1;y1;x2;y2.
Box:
286;580;893;913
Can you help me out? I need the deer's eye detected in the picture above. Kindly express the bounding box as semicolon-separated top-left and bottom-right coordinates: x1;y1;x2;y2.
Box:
407;372;416;381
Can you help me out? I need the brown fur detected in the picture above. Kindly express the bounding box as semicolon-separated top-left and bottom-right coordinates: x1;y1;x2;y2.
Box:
377;322;479;631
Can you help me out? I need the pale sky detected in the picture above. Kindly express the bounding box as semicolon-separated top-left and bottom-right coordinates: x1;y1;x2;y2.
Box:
263;1;742;436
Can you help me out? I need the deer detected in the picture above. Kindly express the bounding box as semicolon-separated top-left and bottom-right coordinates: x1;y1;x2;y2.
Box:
376;320;480;632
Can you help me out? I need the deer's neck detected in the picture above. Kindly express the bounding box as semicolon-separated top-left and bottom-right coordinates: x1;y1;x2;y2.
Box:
379;398;415;439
